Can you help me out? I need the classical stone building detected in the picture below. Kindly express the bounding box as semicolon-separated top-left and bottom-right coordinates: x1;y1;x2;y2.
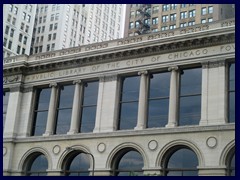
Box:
3;19;235;176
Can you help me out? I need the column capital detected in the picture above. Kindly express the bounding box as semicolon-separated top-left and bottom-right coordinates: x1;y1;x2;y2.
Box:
138;70;148;76
168;66;179;72
49;82;58;88
73;79;82;84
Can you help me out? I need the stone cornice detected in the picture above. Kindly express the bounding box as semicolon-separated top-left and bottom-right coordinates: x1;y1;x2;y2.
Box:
3;25;235;76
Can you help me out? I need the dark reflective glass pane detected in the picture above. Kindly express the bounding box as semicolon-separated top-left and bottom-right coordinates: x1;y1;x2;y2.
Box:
69;154;90;171
118;171;143;176
56;109;72;134
167;148;198;169
83;81;99;106
116;151;143;176
230;154;235;176
30;154;48;172
33;111;48;136
180;68;202;95
121;76;140;101
229;92;235;123
58;85;74;108
148;99;169;128
118;151;143;170
229;63;235;91
179;95;201;126
149;72;170;98
119;102;138;130
80;106;96;133
167;171;182;176
37;88;51;110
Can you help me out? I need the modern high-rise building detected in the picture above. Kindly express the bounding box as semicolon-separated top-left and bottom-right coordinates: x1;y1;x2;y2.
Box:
124;4;235;37
3;4;127;57
83;4;126;44
3;4;37;58
31;4;87;54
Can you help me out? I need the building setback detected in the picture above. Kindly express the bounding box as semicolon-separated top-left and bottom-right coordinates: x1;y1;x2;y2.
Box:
3;18;235;176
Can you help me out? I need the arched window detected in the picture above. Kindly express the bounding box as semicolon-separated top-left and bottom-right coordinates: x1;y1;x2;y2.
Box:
226;149;235;176
64;152;90;176
112;149;144;176
163;147;198;176
25;153;48;176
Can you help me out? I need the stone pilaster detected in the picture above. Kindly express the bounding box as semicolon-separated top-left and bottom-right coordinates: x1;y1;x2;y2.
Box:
94;75;120;132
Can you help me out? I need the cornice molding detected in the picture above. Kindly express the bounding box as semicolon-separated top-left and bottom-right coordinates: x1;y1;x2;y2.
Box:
3;30;235;76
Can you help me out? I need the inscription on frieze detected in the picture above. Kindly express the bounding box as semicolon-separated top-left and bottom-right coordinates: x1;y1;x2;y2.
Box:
24;44;235;83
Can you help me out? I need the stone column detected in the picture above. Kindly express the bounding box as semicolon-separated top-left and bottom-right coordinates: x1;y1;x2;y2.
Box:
135;70;148;130
43;82;58;136
166;66;179;128
68;80;83;134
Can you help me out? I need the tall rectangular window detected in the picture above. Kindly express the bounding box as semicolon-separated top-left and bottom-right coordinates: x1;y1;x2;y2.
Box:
8;40;12;49
170;13;176;21
32;88;51;136
208;6;213;14
201;7;207;15
180;12;188;19
152;17;158;25
119;76;140;130
55;85;74;134
3;91;10;131
189;10;196;17
5;26;9;35
148;72;170;128
179;68;202;126
228;63;235;123
162;4;169;11
10;29;14;37
80;81;99;133
129;22;134;29
162;15;168;22
4;38;7;47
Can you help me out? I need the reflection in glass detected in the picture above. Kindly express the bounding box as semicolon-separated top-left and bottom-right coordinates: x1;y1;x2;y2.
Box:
119;76;140;130
32;88;51;136
27;154;48;176
165;148;198;176
230;154;235;176
3;91;10;131
114;150;144;176
229;63;235;123
80;81;98;133
65;153;90;176
56;85;74;134
148;72;170;128
179;68;201;126
227;152;235;176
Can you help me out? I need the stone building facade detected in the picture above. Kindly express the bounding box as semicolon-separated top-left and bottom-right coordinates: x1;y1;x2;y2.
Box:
3;19;235;176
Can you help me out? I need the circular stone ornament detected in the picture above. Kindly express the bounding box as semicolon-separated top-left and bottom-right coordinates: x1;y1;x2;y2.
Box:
148;140;158;151
206;137;217;148
97;143;106;153
52;145;61;154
